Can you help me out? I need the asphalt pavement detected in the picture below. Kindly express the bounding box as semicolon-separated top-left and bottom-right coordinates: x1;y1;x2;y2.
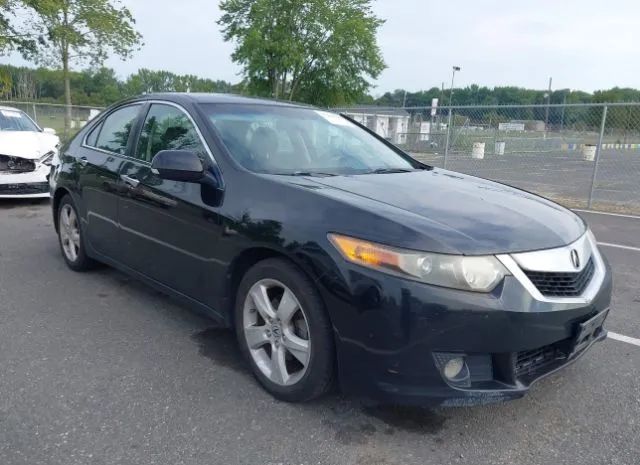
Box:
413;150;640;215
1;199;639;465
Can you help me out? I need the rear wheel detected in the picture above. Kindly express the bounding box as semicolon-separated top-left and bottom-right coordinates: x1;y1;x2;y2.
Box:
235;258;334;402
57;195;96;271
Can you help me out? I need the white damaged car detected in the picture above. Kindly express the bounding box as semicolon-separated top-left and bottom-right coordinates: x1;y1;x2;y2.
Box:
0;106;59;198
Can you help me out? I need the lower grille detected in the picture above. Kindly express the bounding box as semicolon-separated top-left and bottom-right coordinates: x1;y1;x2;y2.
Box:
524;257;595;297
0;182;49;195
0;154;36;173
515;341;569;379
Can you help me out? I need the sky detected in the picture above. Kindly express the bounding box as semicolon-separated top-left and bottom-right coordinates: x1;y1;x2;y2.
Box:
5;0;640;95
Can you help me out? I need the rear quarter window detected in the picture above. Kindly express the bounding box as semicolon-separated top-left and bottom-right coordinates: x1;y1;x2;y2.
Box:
85;122;102;147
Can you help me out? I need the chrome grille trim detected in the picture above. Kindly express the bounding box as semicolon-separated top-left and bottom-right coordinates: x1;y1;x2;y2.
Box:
510;232;593;273
496;231;606;304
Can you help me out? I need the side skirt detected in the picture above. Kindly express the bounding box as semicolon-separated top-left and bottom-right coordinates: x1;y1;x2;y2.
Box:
88;247;229;328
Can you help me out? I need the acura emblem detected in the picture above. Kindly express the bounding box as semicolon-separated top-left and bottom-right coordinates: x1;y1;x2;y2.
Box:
570;249;580;269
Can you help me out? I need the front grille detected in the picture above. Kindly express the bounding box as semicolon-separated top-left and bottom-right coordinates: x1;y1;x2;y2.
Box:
523;257;595;297
0;182;49;195
0;154;36;173
515;341;569;379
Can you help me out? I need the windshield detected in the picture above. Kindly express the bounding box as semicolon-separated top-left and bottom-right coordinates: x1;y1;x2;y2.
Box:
200;103;418;175
0;109;41;132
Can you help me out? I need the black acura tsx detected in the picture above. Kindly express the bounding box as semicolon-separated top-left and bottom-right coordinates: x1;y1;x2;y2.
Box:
49;93;611;406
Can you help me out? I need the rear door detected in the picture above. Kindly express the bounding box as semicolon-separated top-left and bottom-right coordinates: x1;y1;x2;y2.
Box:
116;102;224;305
78;104;142;261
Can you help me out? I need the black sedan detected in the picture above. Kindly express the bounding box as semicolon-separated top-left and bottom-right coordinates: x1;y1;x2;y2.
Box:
49;93;612;406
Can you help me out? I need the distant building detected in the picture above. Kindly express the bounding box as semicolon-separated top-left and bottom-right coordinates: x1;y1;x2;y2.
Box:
498;122;526;131
508;120;546;131
342;106;411;144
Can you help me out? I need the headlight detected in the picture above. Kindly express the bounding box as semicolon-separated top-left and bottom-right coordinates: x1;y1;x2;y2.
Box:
38;150;56;166
328;233;509;292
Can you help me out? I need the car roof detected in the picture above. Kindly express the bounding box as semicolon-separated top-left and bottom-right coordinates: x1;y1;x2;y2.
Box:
0;105;23;112
136;92;315;109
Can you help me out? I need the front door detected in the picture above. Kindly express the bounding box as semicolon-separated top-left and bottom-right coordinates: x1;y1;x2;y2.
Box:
117;102;223;306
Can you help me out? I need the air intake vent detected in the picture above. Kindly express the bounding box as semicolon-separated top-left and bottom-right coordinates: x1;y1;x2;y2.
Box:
515;342;567;379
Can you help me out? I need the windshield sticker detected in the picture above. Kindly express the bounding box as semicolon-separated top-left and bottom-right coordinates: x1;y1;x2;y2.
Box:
315;110;350;126
1;110;22;118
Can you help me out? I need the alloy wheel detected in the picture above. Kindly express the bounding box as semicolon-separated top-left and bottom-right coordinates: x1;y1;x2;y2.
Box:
243;278;311;386
59;204;81;262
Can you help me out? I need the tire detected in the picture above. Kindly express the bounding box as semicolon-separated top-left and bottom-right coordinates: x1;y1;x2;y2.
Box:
235;258;335;402
57;194;97;272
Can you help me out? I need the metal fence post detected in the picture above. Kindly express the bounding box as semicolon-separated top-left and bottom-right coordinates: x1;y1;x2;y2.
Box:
443;108;452;169
587;105;608;209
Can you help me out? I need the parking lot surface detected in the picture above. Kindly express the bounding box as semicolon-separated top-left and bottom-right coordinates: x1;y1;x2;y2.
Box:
1;199;639;465
413;150;640;215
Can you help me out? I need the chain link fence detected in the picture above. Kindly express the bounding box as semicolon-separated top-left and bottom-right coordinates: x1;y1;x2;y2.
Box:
337;103;640;215
1;101;105;140
3;100;639;215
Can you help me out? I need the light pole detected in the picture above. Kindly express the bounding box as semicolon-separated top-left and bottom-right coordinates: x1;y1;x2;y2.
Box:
544;92;550;130
560;90;568;132
449;66;461;106
444;66;461;168
544;77;552;137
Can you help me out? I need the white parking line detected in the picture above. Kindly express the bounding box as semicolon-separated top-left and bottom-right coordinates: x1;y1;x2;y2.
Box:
597;242;640;253
574;209;640;220
608;332;640;347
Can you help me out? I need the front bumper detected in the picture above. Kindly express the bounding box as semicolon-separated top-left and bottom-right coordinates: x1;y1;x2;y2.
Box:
0;164;50;198
319;255;612;407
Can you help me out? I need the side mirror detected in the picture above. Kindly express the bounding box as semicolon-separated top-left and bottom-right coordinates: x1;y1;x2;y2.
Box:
43;127;56;135
151;150;204;183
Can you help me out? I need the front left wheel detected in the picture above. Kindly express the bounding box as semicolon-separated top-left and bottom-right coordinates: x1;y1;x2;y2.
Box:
235;258;335;402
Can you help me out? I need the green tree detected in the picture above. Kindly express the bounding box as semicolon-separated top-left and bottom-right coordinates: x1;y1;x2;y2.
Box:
25;0;142;134
218;0;385;106
593;88;640;139
122;68;235;98
75;67;121;104
0;68;11;98
0;0;37;54
123;68;179;95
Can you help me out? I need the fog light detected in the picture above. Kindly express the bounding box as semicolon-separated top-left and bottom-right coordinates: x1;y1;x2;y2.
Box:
443;357;465;380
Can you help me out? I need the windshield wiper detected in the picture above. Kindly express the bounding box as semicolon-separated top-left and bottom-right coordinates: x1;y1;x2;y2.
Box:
368;168;415;174
287;171;337;177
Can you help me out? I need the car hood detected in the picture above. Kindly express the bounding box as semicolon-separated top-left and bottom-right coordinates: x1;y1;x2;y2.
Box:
0;131;59;159
299;169;586;255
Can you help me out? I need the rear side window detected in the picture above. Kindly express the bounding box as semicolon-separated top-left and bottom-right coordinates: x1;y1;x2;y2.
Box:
95;105;141;154
135;104;206;163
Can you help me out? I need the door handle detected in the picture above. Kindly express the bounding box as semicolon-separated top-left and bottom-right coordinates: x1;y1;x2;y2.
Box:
120;174;140;188
79;156;88;167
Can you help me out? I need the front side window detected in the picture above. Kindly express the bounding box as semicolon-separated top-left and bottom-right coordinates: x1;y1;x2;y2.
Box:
0;108;40;132
201;104;417;175
135;104;206;163
95;105;141;154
